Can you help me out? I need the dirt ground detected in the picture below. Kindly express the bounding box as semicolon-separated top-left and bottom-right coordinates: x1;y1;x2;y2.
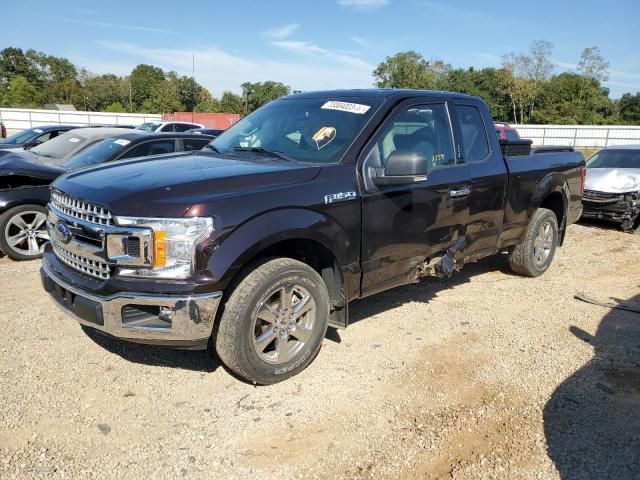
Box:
0;222;638;480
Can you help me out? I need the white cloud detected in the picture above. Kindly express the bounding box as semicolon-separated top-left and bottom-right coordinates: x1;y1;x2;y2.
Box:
271;40;373;69
90;41;374;95
60;18;177;35
263;23;300;40
352;36;373;49
337;0;389;9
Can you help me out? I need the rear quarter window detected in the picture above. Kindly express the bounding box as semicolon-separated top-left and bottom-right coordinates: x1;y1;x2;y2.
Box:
457;105;490;162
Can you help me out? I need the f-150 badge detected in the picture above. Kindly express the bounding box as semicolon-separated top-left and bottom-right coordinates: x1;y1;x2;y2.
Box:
324;191;357;204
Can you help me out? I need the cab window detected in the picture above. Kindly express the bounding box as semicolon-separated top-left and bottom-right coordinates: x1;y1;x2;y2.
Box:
367;103;456;172
457;105;490;162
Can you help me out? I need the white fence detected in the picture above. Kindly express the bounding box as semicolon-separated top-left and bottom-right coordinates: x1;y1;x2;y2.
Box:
0;108;161;131
514;124;640;148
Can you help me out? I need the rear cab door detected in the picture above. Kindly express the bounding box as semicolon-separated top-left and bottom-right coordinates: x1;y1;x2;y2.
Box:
452;99;508;261
359;97;471;296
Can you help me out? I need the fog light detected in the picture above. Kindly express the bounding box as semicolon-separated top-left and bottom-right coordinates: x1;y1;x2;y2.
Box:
159;306;173;322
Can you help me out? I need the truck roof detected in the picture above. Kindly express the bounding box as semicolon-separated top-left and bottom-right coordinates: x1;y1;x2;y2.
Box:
282;88;480;102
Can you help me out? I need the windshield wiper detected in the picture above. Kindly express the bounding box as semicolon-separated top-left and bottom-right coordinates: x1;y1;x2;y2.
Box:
233;146;294;162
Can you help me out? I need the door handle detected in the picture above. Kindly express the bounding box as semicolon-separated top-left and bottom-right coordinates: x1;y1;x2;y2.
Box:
449;187;470;198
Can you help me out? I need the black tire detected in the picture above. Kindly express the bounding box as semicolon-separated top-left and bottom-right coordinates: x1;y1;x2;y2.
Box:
508;208;558;277
0;204;49;261
215;258;330;385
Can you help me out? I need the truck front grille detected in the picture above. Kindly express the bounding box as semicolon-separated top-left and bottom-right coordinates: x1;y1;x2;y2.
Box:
51;189;114;226
52;243;112;280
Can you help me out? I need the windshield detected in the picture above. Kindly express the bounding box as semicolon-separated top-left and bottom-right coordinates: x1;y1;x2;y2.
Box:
63;137;129;169
208;97;383;164
587;149;640;169
0;128;39;145
30;132;87;160
136;123;161;132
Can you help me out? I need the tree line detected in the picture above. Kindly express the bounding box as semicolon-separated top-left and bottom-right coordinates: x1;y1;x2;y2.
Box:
0;43;638;125
373;42;639;125
0;47;289;116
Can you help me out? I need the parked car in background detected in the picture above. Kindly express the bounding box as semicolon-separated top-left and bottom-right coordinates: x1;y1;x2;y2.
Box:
41;89;585;384
185;127;225;137
495;122;521;141
582;145;640;233
0;131;213;261
136;121;204;133
1;122;6;139
0;125;79;150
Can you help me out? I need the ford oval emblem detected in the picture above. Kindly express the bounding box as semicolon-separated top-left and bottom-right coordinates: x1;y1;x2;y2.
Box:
55;220;72;244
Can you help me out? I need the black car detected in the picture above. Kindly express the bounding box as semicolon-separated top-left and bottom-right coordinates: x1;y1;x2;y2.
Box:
185;127;225;137
0;125;79;150
0;132;213;260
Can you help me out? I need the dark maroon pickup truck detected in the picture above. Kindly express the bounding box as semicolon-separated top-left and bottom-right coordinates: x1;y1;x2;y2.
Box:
40;89;585;384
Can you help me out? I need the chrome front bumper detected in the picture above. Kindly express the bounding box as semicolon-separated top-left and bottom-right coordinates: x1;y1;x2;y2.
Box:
41;260;222;348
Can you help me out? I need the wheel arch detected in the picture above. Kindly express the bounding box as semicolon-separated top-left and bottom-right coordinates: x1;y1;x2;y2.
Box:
530;174;570;245
205;209;353;328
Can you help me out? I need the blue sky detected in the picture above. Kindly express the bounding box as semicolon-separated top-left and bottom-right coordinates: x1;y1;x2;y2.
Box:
3;0;639;98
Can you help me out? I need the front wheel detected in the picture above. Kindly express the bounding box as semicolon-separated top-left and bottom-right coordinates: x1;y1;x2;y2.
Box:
0;204;50;261
215;258;330;385
508;208;558;277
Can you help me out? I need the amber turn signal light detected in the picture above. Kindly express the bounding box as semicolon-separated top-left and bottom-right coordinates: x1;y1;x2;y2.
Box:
153;231;167;267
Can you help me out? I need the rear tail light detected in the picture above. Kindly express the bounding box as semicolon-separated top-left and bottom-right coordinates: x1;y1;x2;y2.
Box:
579;166;587;195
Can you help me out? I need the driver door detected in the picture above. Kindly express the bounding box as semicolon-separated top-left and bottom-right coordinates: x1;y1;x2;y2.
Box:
360;101;471;296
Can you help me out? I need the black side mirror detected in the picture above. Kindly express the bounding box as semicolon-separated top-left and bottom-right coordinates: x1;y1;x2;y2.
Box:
23;141;38;149
373;150;428;186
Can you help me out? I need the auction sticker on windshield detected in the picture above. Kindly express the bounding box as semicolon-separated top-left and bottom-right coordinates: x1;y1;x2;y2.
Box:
321;101;371;115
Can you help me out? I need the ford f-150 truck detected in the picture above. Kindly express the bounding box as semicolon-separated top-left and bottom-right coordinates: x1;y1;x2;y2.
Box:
40;89;585;384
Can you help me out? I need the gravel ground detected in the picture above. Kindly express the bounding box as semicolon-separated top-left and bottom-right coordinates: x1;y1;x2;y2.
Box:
0;223;638;480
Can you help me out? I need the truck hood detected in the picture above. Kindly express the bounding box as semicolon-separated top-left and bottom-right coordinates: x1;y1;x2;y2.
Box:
585;167;640;193
0;149;67;181
52;152;322;217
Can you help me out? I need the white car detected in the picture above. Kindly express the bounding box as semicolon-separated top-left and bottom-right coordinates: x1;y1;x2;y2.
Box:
136;121;204;133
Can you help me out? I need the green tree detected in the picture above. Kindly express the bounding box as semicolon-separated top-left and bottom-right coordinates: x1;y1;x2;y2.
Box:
577;47;610;107
499;40;555;123
104;101;127;113
177;76;202;112
2;75;42;107
141;80;183;113
240;81;290;113
445;67;511;121
373;51;449;90
218;91;244;113
0;47;42;88
77;71;128;111
617;93;640;124
194;99;221;113
129;64;164;110
44;78;81;105
532;73;614;124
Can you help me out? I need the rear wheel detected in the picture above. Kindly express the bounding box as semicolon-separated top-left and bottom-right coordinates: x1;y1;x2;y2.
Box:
508;208;558;277
0;204;49;261
215;258;329;385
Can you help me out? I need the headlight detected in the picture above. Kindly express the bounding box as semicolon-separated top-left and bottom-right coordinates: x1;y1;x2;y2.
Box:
115;217;214;279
